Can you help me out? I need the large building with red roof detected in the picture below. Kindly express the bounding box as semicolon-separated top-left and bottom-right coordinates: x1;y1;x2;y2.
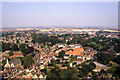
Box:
64;47;95;63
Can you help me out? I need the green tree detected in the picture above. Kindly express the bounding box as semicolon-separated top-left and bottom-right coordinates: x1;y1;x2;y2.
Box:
12;44;19;51
96;53;111;65
81;64;92;76
107;66;117;74
59;69;70;79
47;72;58;80
71;73;79;80
2;42;11;52
114;55;120;64
100;69;105;74
78;70;85;77
58;50;65;58
89;62;96;69
20;46;34;56
19;44;26;49
2;59;6;66
40;69;47;75
70;55;77;61
114;45;120;53
8;51;14;56
50;59;56;67
114;66;120;78
24;55;33;69
25;41;28;43
59;68;78;80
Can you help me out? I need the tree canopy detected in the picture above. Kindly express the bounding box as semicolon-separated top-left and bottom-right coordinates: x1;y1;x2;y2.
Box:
23;55;33;69
58;50;65;58
12;44;19;51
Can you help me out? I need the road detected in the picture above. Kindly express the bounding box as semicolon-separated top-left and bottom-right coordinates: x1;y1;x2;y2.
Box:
10;69;26;79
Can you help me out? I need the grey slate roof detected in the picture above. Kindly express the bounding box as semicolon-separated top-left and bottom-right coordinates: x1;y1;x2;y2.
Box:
9;58;21;66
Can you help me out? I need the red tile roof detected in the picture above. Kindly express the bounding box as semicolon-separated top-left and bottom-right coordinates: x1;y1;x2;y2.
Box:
10;54;24;58
72;48;84;56
85;47;93;50
65;48;84;56
73;48;84;52
65;50;72;55
90;52;94;55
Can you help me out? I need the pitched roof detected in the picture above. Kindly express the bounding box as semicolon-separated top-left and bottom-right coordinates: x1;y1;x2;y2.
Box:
3;71;12;78
85;47;93;50
72;48;84;56
65;50;72;55
9;58;21;66
65;48;84;56
10;54;24;58
55;49;62;53
73;48;84;52
41;72;46;77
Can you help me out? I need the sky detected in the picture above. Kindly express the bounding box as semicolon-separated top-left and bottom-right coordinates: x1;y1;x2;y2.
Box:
2;2;118;28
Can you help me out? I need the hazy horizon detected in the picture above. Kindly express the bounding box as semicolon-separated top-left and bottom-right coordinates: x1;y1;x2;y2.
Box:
2;2;118;28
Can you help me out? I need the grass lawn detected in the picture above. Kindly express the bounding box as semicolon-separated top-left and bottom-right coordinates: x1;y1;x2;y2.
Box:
13;51;23;55
56;64;62;67
109;61;119;67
